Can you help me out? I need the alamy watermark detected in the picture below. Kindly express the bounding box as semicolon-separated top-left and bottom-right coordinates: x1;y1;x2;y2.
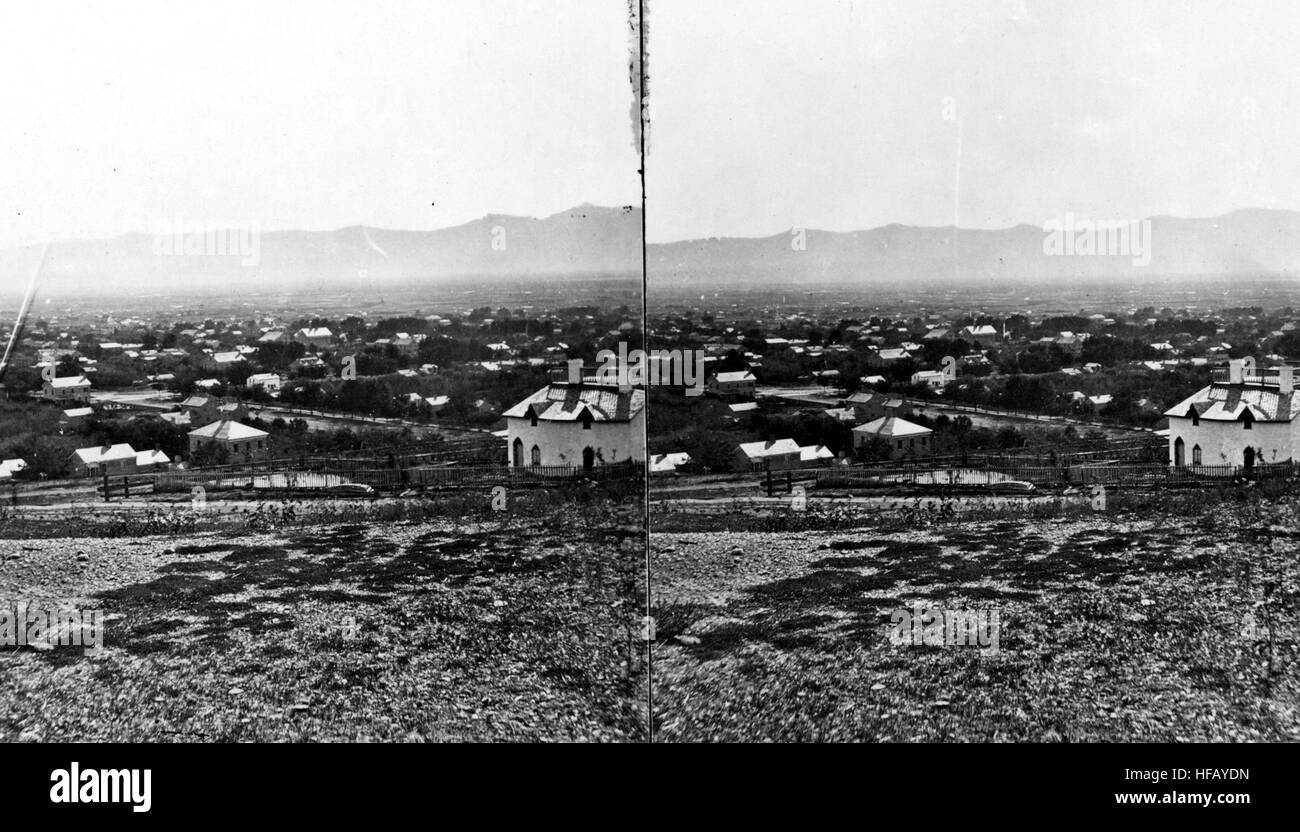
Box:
1043;213;1151;267
150;218;261;266
0;601;103;656
569;342;707;396
888;602;1000;652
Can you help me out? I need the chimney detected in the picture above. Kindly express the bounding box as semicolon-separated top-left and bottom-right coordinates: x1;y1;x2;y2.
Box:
1280;366;1294;394
1228;359;1244;384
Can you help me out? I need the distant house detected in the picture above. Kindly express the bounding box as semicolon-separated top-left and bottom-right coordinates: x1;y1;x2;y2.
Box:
852;416;933;459
159;411;194;428
734;438;803;470
246;373;283;394
911;370;948;389
42;374;92;403
71;443;138;477
424;394;451;416
207;351;244;368
181;395;247;423
135;449;173;473
0;458;28;479
842;391;912;422
503;380;645;469
707;370;757;397
290;354;327;375
650;452;691;474
962;324;1000;345
799;444;835;465
60;406;94;425
391;333;419;356
215;401;249;421
187;420;270;463
867;348;911;367
180;395;217;421
294;327;334;348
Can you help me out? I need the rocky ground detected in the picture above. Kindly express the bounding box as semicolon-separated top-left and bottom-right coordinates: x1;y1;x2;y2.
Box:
1;505;647;742
652;504;1300;742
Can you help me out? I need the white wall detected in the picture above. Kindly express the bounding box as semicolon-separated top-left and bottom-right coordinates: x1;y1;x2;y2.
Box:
506;411;645;467
1167;416;1293;466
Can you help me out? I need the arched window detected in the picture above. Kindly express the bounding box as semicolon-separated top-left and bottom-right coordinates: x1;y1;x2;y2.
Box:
580;408;593;430
1243;410;1254;430
1190;408;1199;427
1192;444;1202;465
530;445;541;466
511;437;523;467
529;408;538;427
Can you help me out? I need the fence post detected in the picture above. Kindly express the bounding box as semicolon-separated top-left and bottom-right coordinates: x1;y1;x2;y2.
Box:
102;470;111;503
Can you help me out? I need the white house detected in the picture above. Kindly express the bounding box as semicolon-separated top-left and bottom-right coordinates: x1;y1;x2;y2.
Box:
42;375;92;403
1164;360;1300;469
294;327;334;348
852;416;933;458
188;420;271;462
71;443;138;477
0;458;27;479
911;370;948;389
503;380;645;469
708;370;757;397
735;438;803;470
650;452;691;474
246;373;283;394
799;444;835;465
135;449;173;472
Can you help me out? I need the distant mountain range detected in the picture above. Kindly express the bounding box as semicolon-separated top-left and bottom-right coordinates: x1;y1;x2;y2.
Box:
0;204;642;299
648;208;1300;287
4;205;1299;300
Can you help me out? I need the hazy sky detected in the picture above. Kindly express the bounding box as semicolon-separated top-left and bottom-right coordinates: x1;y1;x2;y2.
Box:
647;0;1300;242
0;0;642;251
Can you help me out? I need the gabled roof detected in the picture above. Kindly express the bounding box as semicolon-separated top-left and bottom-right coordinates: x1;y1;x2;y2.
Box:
737;438;802;459
799;444;834;461
73;443;137;464
503;383;645;423
1164;383;1299;422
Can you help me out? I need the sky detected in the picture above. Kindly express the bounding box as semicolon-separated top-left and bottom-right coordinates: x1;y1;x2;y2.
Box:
0;0;642;252
646;0;1300;242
